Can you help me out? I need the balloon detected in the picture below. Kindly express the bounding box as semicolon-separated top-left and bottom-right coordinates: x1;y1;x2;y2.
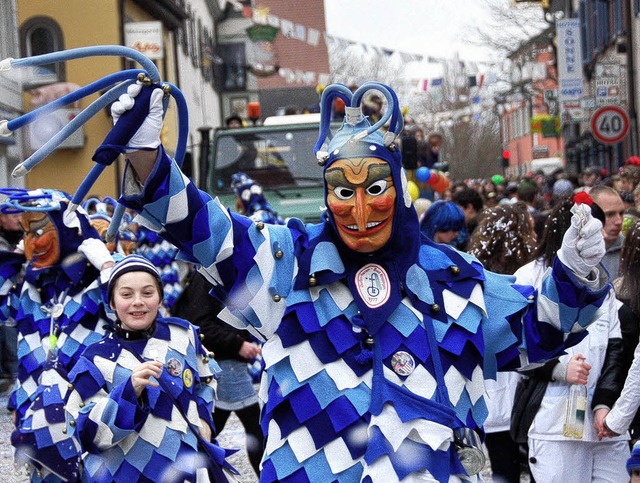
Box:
407;180;419;201
433;175;451;193
416;166;431;183
424;170;451;193
491;174;505;185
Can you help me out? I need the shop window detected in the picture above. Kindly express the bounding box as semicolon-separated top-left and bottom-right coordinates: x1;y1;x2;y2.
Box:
20;16;65;84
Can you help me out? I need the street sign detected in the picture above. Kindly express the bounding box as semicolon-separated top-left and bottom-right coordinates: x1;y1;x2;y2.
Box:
595;63;621;107
590;106;630;144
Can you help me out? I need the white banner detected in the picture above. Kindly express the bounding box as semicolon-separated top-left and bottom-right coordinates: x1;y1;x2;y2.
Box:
124;21;163;60
556;18;584;102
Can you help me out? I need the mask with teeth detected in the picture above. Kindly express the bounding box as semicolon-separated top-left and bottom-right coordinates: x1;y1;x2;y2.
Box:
315;83;419;264
2;188;99;270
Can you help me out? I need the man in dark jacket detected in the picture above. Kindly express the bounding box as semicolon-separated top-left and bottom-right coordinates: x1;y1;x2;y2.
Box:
171;268;264;476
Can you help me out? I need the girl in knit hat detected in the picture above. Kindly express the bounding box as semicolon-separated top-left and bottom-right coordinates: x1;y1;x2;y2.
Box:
65;255;236;482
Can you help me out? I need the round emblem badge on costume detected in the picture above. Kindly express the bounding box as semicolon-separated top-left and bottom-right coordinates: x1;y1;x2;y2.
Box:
391;351;416;376
182;368;193;388
166;358;183;377
355;263;391;308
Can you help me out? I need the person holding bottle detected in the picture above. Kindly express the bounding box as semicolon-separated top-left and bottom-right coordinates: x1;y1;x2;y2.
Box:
467;202;538;482
513;194;629;482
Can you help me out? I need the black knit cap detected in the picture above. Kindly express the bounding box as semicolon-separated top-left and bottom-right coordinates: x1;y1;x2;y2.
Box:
107;254;163;303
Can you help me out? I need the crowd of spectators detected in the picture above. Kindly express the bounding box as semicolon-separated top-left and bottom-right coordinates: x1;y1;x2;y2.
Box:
411;156;640;481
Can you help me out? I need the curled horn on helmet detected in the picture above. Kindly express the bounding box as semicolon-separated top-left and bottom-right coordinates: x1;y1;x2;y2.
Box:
351;82;403;143
314;83;354;164
0;188;66;213
314;82;404;171
314;82;403;166
351;82;403;141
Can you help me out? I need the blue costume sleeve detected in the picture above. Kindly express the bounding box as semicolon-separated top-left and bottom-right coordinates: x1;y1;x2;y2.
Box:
69;356;149;453
480;258;609;379
120;148;298;341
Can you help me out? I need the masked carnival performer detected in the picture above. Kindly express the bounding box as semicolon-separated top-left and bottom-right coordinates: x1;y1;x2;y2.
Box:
83;196;138;256
0;189;114;481
90;81;609;482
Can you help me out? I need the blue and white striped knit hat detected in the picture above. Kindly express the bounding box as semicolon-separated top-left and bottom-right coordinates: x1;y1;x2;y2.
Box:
107;254;162;302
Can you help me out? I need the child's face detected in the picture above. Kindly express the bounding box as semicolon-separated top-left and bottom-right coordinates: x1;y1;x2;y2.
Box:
110;271;161;332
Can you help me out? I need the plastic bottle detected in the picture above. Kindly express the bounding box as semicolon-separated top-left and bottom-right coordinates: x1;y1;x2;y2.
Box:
563;383;587;438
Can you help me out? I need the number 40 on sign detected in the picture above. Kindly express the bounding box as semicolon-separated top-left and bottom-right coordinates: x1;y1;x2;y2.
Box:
591;106;630;145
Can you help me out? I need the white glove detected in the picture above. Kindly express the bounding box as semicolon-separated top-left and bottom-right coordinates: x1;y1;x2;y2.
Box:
110;82;164;151
78;237;115;271
93;83;165;166
557;203;605;278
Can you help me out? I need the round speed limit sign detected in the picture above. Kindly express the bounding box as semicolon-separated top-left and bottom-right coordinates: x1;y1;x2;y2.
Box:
591;106;630;145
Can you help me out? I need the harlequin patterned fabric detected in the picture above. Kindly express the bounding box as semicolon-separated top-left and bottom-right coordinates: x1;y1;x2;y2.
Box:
3;253;111;482
118;149;609;482
65;316;235;482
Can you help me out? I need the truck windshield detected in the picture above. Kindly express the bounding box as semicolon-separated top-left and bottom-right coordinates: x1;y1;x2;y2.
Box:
209;125;324;194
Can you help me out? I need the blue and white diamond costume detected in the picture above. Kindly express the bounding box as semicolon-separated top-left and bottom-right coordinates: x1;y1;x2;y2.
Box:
112;83;609;482
65;315;230;482
0;189;114;482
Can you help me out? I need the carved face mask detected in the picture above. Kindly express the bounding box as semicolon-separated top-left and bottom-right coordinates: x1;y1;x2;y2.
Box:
21;211;60;268
325;157;396;253
315;83;419;265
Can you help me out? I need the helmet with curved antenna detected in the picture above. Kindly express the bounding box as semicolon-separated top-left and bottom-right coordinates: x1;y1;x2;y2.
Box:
314;82;404;167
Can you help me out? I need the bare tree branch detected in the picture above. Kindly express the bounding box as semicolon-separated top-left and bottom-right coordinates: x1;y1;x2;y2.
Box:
463;0;548;57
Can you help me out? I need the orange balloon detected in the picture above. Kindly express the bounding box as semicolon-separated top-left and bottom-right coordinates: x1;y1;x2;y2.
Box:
426;170;451;193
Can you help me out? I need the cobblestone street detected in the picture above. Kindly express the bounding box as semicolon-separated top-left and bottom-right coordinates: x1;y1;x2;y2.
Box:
0;391;258;482
0;390;530;482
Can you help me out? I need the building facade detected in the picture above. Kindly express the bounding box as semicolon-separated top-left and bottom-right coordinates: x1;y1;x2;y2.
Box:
213;0;331;120
12;0;221;197
499;28;564;177
0;0;25;189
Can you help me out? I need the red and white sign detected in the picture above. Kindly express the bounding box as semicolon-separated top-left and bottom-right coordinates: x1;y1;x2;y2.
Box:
591;106;630;145
124;21;163;60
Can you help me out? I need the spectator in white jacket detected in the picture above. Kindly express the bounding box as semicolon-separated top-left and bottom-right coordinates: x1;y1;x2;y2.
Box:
513;195;629;483
467;202;538;482
600;221;640;443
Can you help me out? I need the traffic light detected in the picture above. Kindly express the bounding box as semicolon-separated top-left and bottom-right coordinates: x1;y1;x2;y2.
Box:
501;150;511;168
